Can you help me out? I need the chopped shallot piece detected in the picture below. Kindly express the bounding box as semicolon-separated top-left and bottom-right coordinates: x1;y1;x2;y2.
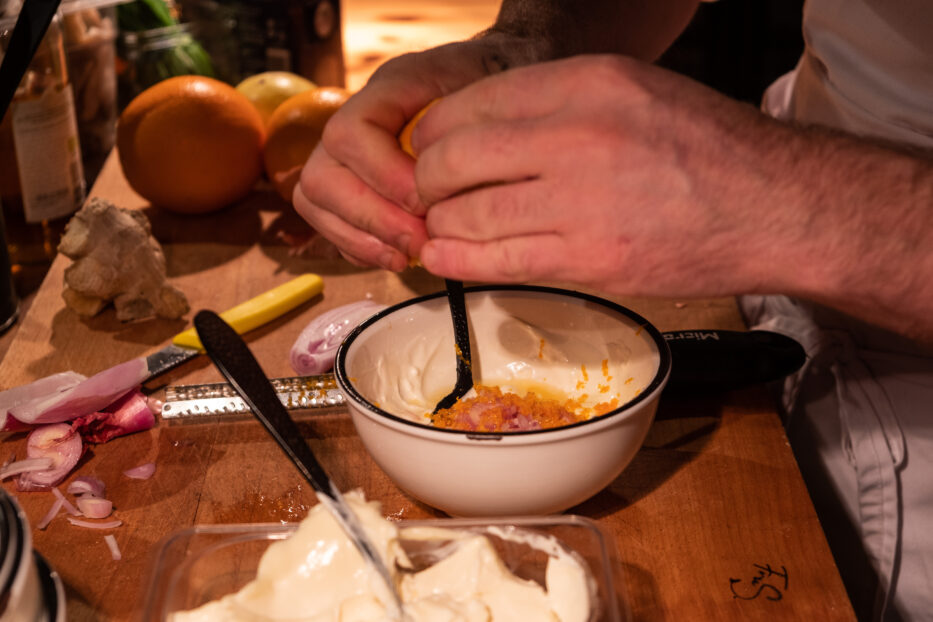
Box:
290;300;387;374
37;497;65;530
66;517;122;529
0;457;53;480
16;424;83;491
51;486;81;516
67;475;106;498
77;497;113;519
123;462;155;480
104;534;121;561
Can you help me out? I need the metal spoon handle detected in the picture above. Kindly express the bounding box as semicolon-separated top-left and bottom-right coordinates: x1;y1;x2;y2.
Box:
193;310;403;616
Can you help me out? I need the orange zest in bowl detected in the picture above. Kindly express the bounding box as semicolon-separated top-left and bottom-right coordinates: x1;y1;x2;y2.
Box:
431;385;620;433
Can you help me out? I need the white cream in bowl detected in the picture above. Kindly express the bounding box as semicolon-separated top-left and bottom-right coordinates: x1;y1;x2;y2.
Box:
346;288;660;425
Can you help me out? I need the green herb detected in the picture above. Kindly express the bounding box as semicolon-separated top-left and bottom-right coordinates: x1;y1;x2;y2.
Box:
117;0;215;87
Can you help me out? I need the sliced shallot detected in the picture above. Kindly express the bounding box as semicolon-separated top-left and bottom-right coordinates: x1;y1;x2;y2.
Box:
76;497;113;519
67;475;106;498
290;300;387;374
67;517;122;529
123;462;155;479
51;486;81;516
103;534;121;561
16;424;83;491
37;497;64;530
0;457;53;480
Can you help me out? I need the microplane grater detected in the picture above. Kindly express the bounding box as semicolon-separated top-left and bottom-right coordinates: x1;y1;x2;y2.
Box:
160;374;344;419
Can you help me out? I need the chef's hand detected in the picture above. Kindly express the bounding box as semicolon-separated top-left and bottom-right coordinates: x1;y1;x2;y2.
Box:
293;36;530;272
410;54;793;298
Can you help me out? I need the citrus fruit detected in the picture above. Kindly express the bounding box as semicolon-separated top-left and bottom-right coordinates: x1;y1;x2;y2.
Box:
263;86;350;201
398;98;440;158
117;75;266;214
235;71;316;127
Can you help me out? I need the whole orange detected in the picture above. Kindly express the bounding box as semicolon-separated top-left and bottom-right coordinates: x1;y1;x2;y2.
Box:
117;76;266;214
263;86;350;202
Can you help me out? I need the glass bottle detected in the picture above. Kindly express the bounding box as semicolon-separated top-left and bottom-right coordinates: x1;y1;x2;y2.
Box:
0;12;86;269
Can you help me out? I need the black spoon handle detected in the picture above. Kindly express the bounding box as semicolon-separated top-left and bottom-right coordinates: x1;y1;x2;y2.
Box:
434;279;473;412
194;309;332;494
0;0;63;119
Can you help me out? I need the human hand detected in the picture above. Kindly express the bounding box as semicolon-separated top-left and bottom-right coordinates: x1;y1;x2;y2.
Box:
293;37;524;271
410;54;795;298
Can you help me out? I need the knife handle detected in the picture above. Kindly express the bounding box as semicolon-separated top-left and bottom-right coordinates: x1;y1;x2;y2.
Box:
172;274;324;350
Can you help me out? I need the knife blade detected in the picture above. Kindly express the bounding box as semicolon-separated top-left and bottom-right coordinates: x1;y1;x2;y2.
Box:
143;273;324;379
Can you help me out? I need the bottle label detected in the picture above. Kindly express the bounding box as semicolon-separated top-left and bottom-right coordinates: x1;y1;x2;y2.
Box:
11;85;86;223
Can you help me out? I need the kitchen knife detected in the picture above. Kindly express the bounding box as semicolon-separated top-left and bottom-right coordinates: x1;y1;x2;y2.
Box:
145;273;324;379
160;329;805;419
93;274;324;400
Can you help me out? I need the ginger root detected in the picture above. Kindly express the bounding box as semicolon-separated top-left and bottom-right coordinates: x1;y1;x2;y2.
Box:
59;198;189;322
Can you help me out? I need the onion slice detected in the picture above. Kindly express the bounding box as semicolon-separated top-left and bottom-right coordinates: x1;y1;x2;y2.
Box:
76;497;113;519
37;497;64;530
51;486;81;517
16;424;83;491
0;457;53;480
66;517;122;529
123;462;155;480
103;534;121;561
67;475;106;498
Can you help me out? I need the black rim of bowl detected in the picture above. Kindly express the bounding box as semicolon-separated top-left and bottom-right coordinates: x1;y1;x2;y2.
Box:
335;284;672;438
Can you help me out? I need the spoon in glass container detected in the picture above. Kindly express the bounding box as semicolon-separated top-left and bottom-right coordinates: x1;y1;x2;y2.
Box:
193;309;405;619
433;279;474;413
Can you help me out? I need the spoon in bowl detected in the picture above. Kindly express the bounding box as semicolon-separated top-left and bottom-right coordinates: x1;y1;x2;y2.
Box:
433;279;474;413
193;310;405;619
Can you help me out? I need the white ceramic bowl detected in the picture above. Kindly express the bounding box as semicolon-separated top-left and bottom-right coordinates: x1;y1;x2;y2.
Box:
335;285;671;517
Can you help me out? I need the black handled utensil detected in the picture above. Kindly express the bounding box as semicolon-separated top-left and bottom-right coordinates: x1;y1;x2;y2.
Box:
663;329;806;393
433;279;474;413
193;310;405;618
0;0;64;119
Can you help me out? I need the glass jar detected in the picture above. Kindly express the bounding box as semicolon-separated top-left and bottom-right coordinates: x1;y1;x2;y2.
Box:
0;12;86;269
116;21;214;108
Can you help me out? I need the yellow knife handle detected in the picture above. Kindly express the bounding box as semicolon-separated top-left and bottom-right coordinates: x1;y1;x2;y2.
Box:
172;273;324;351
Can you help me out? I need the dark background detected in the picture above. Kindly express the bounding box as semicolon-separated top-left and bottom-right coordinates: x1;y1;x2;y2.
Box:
659;0;806;104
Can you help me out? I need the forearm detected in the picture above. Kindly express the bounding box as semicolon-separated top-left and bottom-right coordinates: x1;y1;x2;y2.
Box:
741;122;933;341
484;0;701;63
